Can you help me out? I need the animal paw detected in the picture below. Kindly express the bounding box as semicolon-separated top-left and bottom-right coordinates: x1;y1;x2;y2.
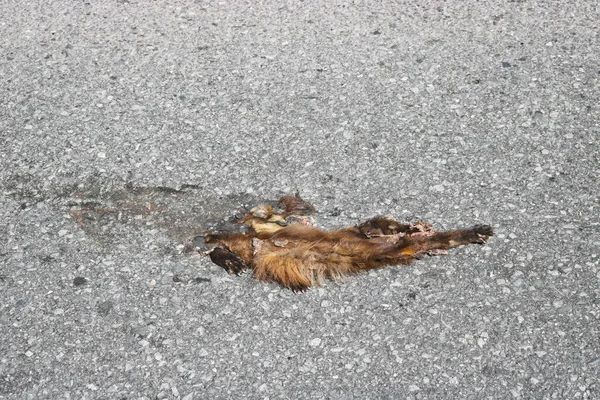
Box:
471;225;494;243
207;247;247;275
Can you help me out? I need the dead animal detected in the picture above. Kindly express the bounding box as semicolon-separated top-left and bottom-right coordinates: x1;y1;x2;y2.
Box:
195;193;493;292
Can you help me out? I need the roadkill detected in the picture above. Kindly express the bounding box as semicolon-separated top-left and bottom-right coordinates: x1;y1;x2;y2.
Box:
193;193;494;291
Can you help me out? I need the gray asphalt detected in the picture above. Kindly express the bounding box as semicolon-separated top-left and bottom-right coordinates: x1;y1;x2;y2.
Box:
1;1;599;399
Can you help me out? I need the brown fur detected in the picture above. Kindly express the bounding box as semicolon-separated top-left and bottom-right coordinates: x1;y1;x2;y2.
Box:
201;194;493;291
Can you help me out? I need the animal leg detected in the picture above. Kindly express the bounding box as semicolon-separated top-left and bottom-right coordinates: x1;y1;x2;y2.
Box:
204;232;255;264
398;225;494;257
207;247;248;275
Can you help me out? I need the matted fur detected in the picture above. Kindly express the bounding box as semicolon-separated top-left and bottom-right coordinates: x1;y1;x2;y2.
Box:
201;193;493;291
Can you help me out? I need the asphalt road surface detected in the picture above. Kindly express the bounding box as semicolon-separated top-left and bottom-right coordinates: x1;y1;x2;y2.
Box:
1;1;598;399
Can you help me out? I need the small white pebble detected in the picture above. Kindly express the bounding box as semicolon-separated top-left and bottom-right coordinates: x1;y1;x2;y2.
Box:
553;300;563;308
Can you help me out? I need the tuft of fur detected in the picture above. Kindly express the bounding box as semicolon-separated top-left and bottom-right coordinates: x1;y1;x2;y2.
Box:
200;194;493;291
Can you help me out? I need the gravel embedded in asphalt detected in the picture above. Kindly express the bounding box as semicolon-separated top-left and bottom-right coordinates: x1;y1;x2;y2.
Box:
1;1;598;399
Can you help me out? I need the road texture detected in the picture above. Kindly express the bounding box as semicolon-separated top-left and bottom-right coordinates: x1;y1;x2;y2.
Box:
1;1;598;399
